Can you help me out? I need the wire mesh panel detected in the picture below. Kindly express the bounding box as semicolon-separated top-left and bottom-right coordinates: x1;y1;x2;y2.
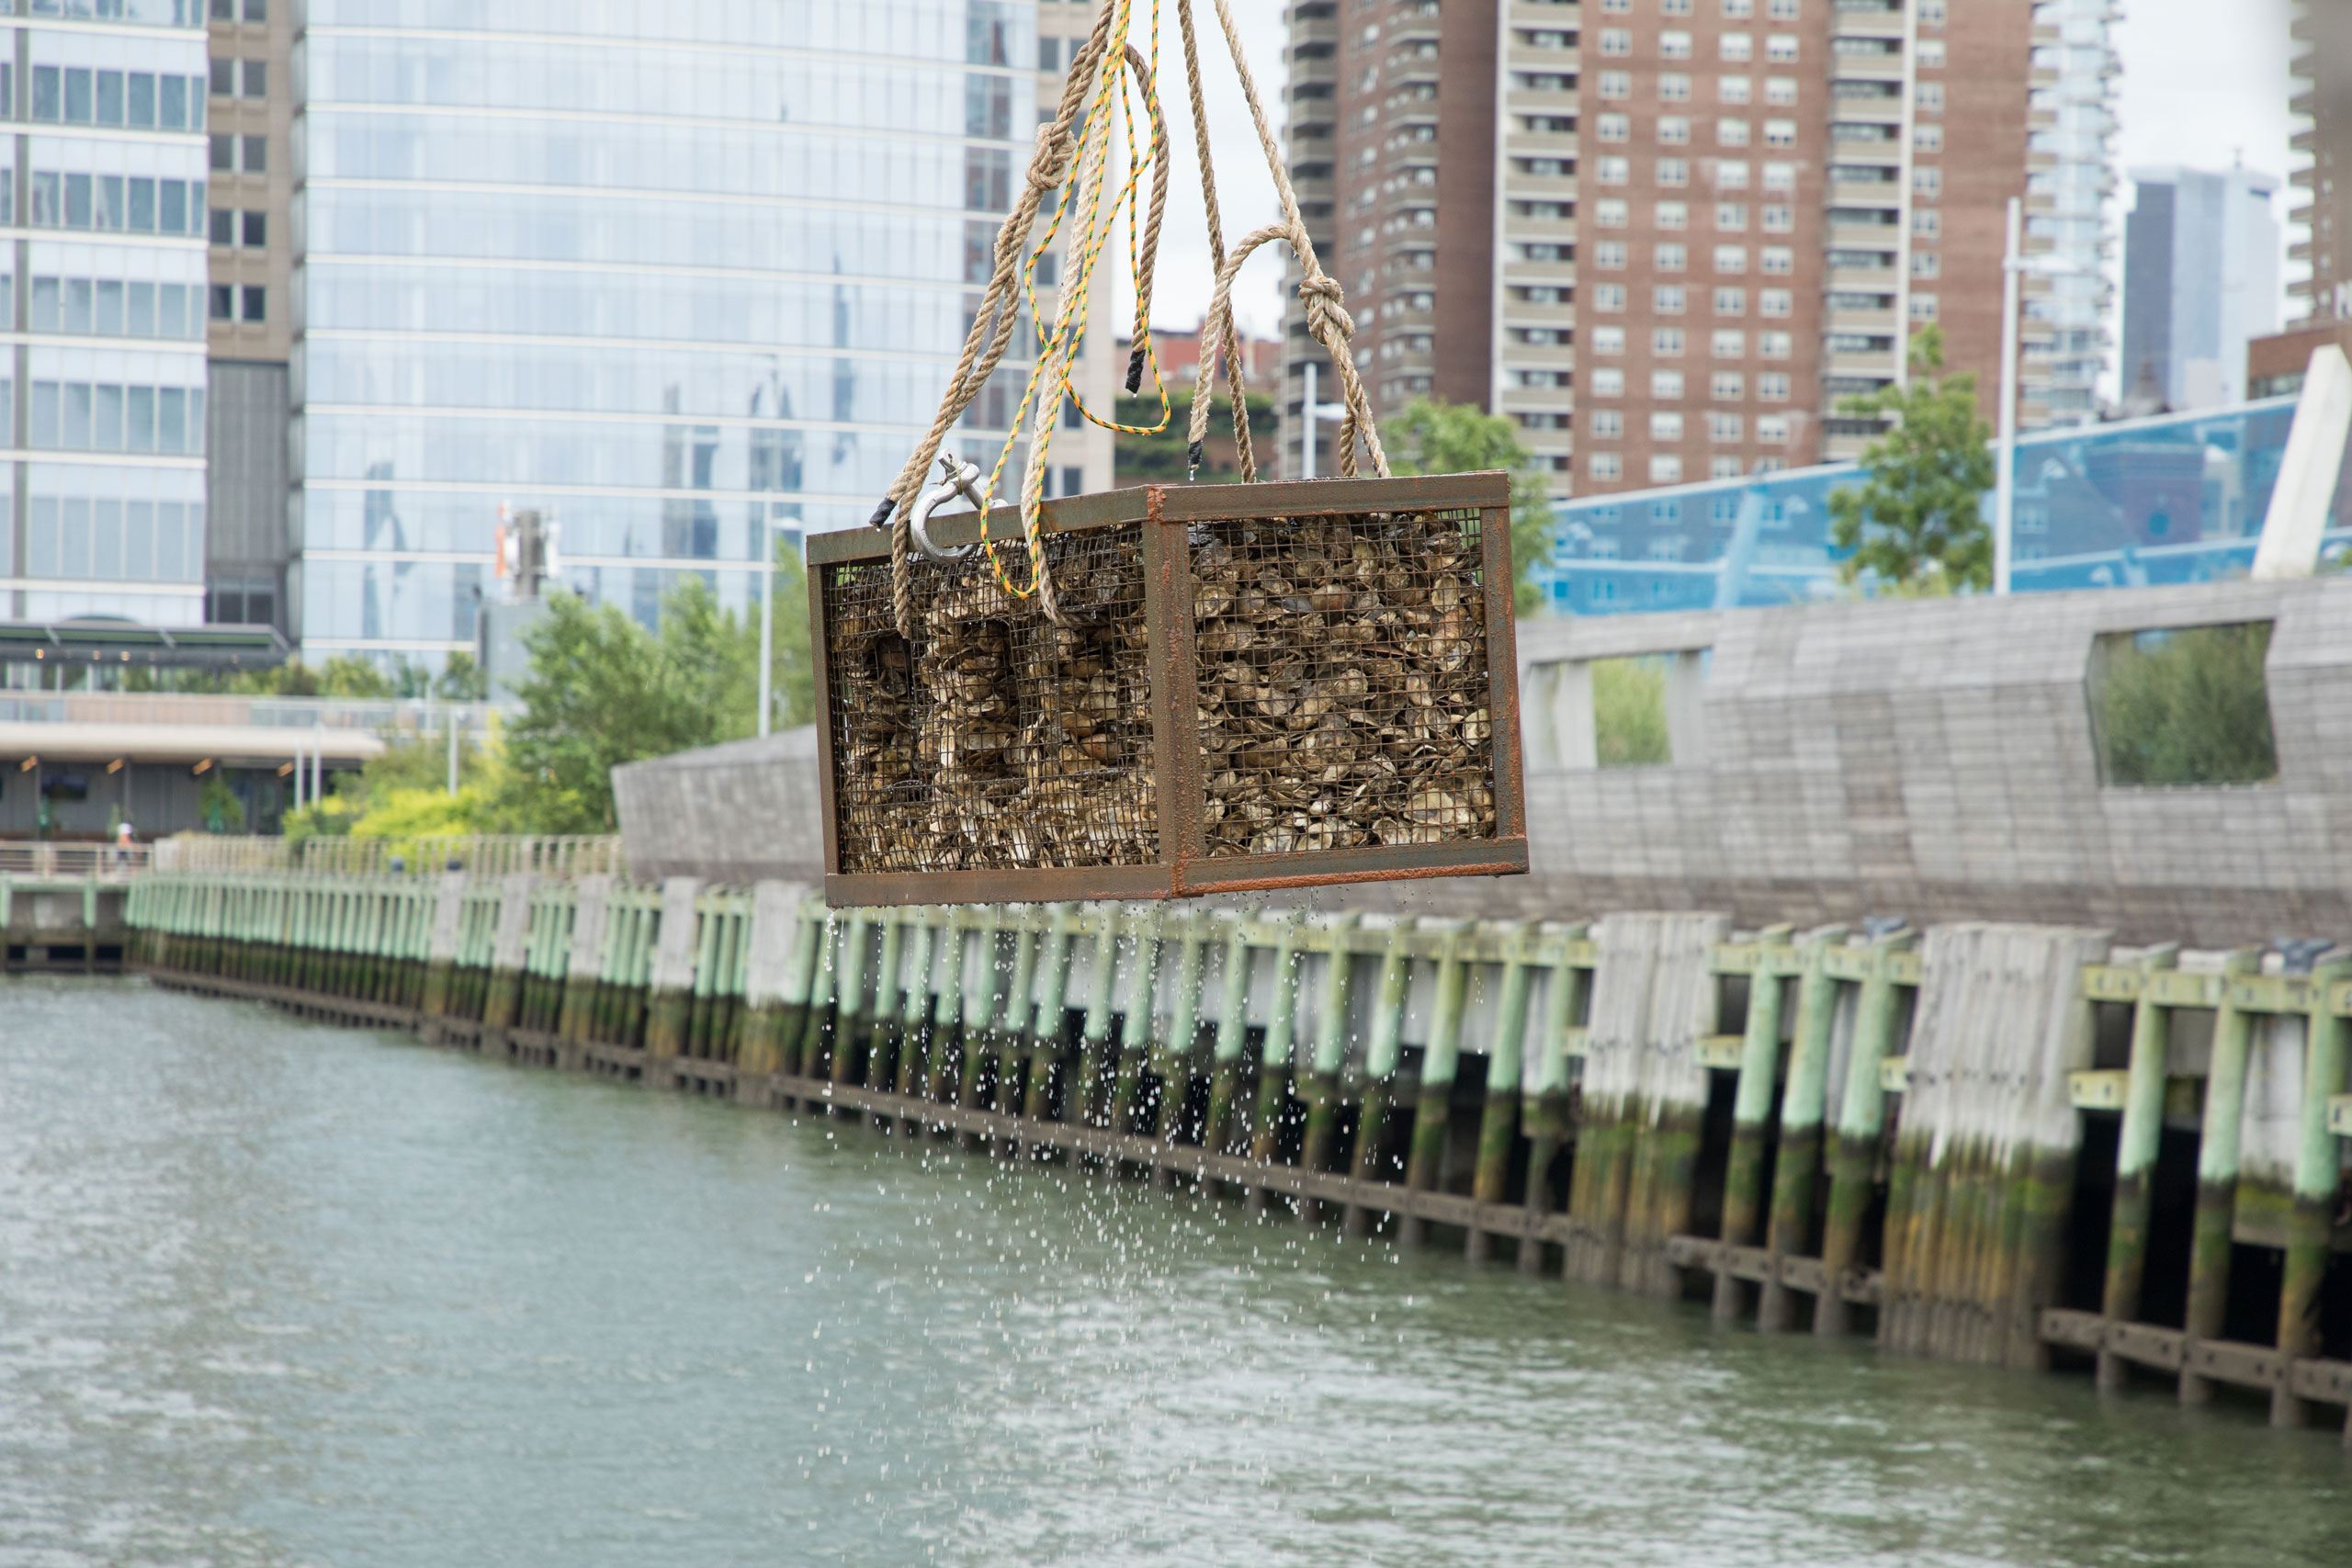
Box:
822;528;1155;875
1191;506;1493;856
810;474;1525;905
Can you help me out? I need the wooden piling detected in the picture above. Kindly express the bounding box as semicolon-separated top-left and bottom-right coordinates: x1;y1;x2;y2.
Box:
1204;918;1256;1158
1111;908;1164;1139
1467;923;1535;1264
1298;915;1362;1224
1249;912;1306;1213
829;911;873;1100
1520;925;1585;1275
2179;949;2259;1404
1714;927;1792;1325
1815;931;1910;1337
1758;927;1845;1330
1023;906;1078;1137
992;919;1039;1155
2272;956;2350;1427
2098;945;2180;1392
1071;906;1123;1135
1401;924;1471;1247
1344;922;1414;1240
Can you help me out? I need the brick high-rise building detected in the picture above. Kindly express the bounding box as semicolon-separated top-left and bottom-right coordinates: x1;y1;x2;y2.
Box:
1278;0;2116;502
2290;0;2352;321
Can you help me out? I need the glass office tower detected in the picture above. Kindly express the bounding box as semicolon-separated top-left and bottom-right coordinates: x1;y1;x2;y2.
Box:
293;0;1047;670
4;0;211;626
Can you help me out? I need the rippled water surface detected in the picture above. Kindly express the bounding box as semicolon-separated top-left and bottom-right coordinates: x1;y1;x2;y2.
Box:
3;977;2349;1566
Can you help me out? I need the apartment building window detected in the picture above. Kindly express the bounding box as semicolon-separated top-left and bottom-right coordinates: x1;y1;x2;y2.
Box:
1713;244;1747;272
1760;205;1792;233
39;69;206;129
1712;329;1747;358
1759;331;1792;358
1716;202;1747;230
1599;28;1632;56
1918;39;1947;69
1708;412;1743;442
1913;250;1940;277
1914;209;1941;236
1720;75;1752;105
1766;34;1798;62
1593;326;1627;354
1917;123;1945;152
1595;242;1628;268
209;206;232;244
1594;284;1627;312
211;134;266;173
1598;156;1631;186
965;147;1012;210
1591;368;1625;396
1664;0;1693;13
1759;372;1791;400
1713;288;1746;315
1652;370;1686;398
209;283;232;320
1912;294;1940;321
1723;0;1754;15
1915;166;1943;197
242;286;265;322
1654;285;1687;314
1652;327;1686;355
1758;415;1792;444
1661;74;1692;102
1759;289;1792;317
1720;34;1753;63
1917;82;1945;113
1712;371;1745;399
1651;412;1685;440
1657;200;1689;229
1714;162;1749;190
1591;453;1623;480
242;209;265;246
1597;198;1630;227
1761;245;1793;273
1709;457;1743;479
1599;71;1633;99
1658;158;1690;186
1766;77;1798;106
1660;31;1692;60
1920;0;1947;22
1767;0;1799;16
1659;117;1691;145
1598;113;1631;141
210;0;268;16
1650;457;1684;484
1762;119;1797;149
1656;243;1688;271
1592;411;1624;438
1038;37;1060;72
1718;118;1751;147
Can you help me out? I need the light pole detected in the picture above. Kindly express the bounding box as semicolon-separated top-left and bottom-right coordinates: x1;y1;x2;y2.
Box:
1994;196;2086;595
756;508;775;738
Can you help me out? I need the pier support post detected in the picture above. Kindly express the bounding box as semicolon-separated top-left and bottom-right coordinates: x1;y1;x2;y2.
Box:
993;919;1039;1156
2099;946;2179;1392
479;874;538;1057
738;883;813;1091
1401;924;1471;1247
419;871;469;1040
1714;927;1792;1325
1758;927;1845;1330
1204;916;1256;1161
1815;931;1910;1337
1519;927;1585;1274
1150;911;1211;1188
1248;912;1306;1213
1344;922;1414;1240
1072;907;1123;1140
1298;916;1361;1224
829;911;874;1107
643;876;703;1085
2180;950;2259;1404
1023;907;1078;1146
1111;908;1165;1142
1468;925;1536;1264
2272;957;2350;1427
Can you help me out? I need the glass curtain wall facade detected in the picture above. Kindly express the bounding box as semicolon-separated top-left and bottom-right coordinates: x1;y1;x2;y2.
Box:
293;0;1040;667
4;0;210;628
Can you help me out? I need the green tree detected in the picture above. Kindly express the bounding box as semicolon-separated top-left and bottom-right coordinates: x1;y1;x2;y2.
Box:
1388;397;1556;616
1112;389;1274;484
1827;326;1996;593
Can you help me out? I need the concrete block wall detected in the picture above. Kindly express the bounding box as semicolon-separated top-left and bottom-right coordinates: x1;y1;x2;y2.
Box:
615;577;2352;945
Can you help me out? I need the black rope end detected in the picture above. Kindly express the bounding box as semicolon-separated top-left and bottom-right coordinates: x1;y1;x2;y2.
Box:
1125;347;1146;394
865;494;895;530
1186;441;1204;481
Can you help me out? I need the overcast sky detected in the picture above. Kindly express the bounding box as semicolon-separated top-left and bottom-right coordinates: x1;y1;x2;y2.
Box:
1132;2;2308;389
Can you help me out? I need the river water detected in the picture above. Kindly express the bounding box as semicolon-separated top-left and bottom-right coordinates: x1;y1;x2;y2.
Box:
2;977;2346;1566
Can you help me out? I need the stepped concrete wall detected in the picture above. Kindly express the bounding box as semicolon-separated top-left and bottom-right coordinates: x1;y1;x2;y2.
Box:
616;577;2352;945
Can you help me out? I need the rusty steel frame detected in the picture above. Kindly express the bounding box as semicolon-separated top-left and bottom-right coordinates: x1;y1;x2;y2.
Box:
808;472;1529;906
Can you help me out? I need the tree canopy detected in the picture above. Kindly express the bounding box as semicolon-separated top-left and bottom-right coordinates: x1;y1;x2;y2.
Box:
1826;327;1996;593
1388;397;1557;616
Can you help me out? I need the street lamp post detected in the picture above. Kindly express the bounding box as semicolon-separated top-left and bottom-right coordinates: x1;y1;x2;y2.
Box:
1995;197;2023;597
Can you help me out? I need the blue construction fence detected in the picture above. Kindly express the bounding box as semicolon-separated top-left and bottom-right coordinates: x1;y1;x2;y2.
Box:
1532;396;2352;615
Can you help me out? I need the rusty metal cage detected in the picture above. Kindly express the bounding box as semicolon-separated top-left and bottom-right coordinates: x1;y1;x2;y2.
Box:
808;473;1527;905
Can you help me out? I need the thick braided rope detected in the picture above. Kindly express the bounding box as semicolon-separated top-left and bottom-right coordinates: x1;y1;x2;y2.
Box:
1123;39;1171;395
1177;0;1256;481
1205;0;1387;480
883;6;1118;637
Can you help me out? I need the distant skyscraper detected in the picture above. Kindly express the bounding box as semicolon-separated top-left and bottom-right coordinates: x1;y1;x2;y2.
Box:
1278;0;2119;502
5;2;212;626
279;0;1110;673
2122;166;2282;412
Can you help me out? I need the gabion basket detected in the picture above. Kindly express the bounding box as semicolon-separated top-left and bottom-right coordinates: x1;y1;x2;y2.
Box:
808;473;1528;906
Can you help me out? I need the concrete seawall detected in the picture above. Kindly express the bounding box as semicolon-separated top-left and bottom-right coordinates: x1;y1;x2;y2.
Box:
123;871;2352;1441
616;577;2352;945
